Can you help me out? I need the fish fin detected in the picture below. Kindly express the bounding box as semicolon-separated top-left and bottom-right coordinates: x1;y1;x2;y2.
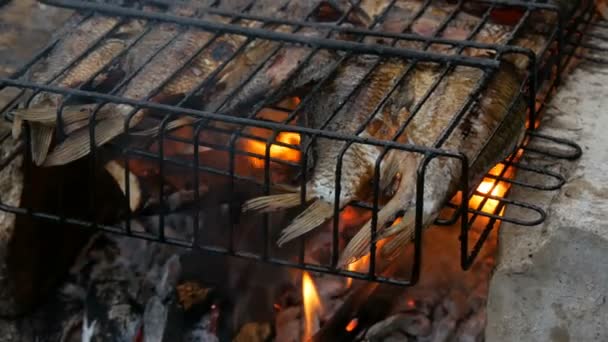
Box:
30;124;54;166
337;220;373;268
378;209;417;260
242;192;304;213
12;105;94;125
338;211;414;269
43;117;127;167
339;158;416;267
379;151;402;194
130;116;195;137
277;199;334;247
11;117;22;139
272;183;299;193
104;160;142;212
175;144;212;155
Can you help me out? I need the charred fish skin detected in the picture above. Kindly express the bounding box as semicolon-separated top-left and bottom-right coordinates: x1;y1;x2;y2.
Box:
339;4;554;264
241;0;428;245
38;0;267;167
11;14;130;165
339;61;527;266
214;0;402;118
242;54;416;246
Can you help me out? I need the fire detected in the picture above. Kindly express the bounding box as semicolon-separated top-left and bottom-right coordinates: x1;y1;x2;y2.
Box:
302;272;323;341
468;153;519;214
245;131;301;169
239;103;302;169
346;254;370;288
345;318;358;332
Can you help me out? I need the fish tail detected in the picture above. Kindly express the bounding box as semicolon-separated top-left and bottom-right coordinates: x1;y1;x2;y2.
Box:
12;105;94;125
12;117;23;139
30;124;54;166
379;150;402;194
337;220;373;268
43;116;128;167
241;192;305;213
377;209;416;260
277;199;334;247
338;164;415;268
104;160;142;212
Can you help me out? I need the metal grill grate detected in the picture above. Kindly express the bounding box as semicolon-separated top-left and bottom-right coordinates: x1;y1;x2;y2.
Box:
0;0;599;286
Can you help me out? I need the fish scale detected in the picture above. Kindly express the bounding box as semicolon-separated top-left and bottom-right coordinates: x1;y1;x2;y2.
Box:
336;0;547;265
339;62;527;265
12;14;128;165
242;52;418;246
33;0;275;166
243;0;507;247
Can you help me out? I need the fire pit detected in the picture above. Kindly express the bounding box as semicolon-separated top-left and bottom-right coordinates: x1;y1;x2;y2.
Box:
0;0;602;341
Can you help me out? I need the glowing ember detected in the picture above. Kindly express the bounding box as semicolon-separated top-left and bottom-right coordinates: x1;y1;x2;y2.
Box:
345;318;358;332
246;131;301;169
341;206;359;224
469;157;517;214
302;272;323;341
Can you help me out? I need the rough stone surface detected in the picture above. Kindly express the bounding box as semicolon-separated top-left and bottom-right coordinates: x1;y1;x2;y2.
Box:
0;137;23;316
486;54;608;340
0;1;127;318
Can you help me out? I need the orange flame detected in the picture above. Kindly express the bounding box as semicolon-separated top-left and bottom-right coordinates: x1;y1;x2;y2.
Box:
345;318;358;332
302;272;323;341
468;153;518;214
239;104;302;169
245;131;301;168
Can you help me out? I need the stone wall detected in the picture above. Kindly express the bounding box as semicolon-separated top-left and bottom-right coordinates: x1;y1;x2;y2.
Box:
486;58;608;340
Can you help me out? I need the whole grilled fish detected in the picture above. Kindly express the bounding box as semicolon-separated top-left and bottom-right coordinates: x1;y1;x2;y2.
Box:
241;53;417;246
338;61;527;266
52;4;185;137
153;0;398;158
34;0;272;166
11;14;132;165
335;0;548;265
241;0;504;246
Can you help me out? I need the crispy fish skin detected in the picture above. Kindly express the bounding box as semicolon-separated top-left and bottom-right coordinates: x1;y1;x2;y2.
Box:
38;0;264;166
243;0;499;246
213;0;402;117
338;6;556;264
11;14;125;165
339;61;527;266
242;55;415;246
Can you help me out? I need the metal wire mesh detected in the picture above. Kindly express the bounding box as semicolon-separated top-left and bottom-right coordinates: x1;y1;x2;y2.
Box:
0;0;597;286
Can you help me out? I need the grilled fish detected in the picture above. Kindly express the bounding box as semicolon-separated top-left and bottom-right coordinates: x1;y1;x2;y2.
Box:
241;0;507;246
210;0;399;118
34;0;272;166
150;0;398;158
337;2;563;264
11;14;132;165
338;61;528;265
241;52;419;246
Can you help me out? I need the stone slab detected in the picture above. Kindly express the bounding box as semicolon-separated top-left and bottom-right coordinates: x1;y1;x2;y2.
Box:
486;53;608;341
